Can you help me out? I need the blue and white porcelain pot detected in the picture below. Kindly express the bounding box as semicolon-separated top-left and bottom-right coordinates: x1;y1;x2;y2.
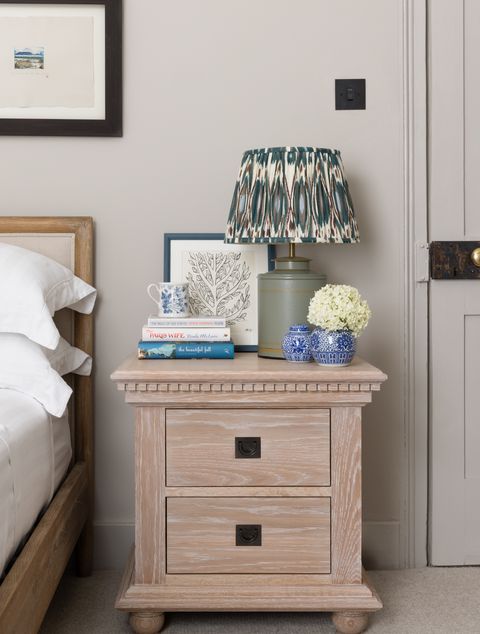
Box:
282;324;312;363
310;328;356;367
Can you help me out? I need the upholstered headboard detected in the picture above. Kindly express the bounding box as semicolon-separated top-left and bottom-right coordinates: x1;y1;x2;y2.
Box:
0;216;94;505
0;232;76;267
0;232;78;343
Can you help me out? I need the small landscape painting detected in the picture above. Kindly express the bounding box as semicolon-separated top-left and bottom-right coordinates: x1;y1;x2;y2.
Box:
14;47;45;70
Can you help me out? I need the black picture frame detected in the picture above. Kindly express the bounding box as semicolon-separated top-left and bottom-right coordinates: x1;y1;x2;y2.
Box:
0;0;122;136
163;233;276;352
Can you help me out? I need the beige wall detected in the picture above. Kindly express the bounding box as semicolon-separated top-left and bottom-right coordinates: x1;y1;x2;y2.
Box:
0;0;410;569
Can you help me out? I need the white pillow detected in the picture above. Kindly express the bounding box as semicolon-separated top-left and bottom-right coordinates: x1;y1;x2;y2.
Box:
0;242;96;349
0;333;72;417
45;336;92;377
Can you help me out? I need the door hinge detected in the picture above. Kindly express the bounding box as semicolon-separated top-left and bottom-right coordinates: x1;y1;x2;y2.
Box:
415;242;430;282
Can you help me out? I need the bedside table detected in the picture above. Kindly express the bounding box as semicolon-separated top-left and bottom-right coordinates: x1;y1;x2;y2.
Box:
111;354;387;634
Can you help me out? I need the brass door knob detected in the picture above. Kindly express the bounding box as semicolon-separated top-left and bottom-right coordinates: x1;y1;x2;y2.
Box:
471;248;480;267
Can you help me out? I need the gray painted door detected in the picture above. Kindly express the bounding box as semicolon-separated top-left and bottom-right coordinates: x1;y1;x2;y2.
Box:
429;0;480;564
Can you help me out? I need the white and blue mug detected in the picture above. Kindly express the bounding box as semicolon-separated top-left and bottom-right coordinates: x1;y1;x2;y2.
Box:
147;282;190;317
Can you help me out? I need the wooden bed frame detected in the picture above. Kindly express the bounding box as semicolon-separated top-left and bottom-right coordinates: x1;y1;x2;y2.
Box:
0;217;94;634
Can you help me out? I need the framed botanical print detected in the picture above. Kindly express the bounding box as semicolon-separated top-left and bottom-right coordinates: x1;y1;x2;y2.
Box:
0;0;122;136
164;233;276;352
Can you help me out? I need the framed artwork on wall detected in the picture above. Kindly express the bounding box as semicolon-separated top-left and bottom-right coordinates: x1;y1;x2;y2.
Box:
0;0;122;136
164;233;276;352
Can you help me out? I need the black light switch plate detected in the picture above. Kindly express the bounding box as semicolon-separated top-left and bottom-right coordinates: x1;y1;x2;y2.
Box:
335;79;366;110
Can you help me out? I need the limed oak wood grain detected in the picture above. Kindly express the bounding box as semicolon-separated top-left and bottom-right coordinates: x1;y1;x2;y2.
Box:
111;354;387;384
123;391;374;407
117;550;382;613
332;611;370;633
135;407;165;585
166;409;330;486
129;612;165;634
112;356;386;632
167;497;330;574
331;407;362;584
165;486;332;497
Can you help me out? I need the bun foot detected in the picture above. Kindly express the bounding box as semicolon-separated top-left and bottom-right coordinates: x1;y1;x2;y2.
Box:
129;612;165;633
332;611;369;634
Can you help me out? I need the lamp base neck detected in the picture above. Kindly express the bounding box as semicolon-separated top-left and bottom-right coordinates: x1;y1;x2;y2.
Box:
272;243;310;271
274;257;310;272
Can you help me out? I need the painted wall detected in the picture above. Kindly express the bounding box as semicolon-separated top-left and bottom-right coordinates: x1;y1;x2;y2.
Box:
0;0;409;569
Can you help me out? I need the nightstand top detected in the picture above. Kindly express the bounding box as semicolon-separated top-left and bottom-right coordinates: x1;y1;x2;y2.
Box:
111;353;387;384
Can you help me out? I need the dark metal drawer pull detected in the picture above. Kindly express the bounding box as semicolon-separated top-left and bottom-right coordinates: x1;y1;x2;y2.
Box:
236;524;262;546
235;437;261;459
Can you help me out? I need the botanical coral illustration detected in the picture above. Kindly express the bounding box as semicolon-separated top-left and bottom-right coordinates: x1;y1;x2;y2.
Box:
186;251;251;324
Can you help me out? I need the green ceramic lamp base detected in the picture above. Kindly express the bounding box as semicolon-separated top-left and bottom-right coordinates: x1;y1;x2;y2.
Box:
257;245;326;359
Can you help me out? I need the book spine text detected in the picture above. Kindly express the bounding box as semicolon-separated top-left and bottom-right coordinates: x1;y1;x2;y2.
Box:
138;341;234;360
147;316;226;328
142;327;230;341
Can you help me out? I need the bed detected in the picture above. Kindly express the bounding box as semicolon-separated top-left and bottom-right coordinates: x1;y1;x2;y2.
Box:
0;217;94;634
0;391;72;575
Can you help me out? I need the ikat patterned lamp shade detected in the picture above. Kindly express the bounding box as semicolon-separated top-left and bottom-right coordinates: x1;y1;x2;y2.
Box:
225;146;359;244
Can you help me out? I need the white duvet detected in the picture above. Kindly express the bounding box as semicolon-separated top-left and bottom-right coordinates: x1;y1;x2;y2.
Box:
0;388;72;576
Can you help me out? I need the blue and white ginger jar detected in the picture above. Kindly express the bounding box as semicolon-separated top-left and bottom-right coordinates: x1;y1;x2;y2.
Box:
282;324;312;363
310;328;356;367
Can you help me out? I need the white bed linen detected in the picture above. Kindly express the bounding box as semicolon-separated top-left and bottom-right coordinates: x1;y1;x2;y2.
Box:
0;388;72;576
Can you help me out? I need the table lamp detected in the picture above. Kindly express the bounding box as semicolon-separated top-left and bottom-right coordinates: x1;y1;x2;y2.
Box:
225;146;359;358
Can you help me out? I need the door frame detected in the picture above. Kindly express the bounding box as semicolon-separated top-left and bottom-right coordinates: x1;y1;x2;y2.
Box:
403;0;428;568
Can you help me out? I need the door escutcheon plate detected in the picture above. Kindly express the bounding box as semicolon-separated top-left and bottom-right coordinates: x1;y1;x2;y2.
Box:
430;241;480;279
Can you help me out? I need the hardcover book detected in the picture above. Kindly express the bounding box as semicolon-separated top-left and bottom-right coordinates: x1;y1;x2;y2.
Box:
141;327;230;342
147;315;227;328
138;341;235;360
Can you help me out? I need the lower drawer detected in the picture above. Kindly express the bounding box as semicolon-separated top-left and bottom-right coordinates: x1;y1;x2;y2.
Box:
166;497;330;574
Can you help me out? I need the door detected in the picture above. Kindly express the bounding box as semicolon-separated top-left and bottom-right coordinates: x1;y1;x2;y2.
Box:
429;0;480;564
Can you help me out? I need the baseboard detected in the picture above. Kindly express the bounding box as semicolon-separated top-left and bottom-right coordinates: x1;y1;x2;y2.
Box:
362;521;401;569
94;520;402;571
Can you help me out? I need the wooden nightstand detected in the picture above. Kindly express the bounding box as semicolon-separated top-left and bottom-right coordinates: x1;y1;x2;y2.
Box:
111;354;387;634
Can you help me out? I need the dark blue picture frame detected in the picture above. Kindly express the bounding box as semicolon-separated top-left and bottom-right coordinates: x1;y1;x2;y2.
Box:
163;233;276;352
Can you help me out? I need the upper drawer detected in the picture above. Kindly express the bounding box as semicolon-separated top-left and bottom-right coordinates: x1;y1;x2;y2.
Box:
166;408;330;486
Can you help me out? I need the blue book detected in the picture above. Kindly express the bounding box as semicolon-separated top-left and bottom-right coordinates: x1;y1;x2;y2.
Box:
138;340;234;360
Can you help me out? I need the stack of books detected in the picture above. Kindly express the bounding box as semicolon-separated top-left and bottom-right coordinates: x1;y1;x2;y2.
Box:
138;315;234;360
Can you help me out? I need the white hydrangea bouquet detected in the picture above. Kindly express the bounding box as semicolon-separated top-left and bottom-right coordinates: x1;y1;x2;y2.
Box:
307;285;371;366
307;284;371;336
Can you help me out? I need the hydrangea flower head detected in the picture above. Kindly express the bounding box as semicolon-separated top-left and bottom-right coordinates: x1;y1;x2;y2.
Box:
307;284;371;337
